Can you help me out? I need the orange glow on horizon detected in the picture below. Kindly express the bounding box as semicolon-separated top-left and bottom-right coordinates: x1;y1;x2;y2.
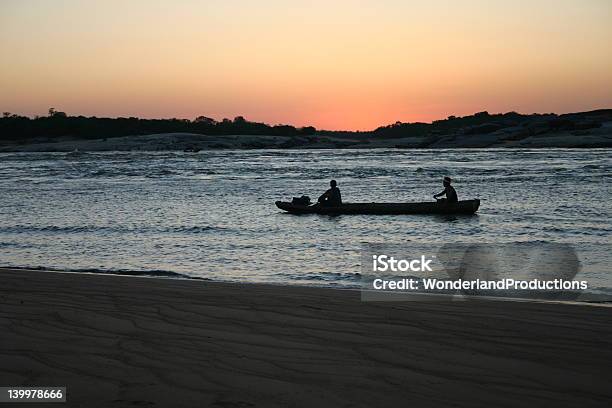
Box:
1;0;611;131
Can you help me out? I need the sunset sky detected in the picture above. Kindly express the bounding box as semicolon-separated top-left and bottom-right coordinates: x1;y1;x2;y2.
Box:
1;0;611;130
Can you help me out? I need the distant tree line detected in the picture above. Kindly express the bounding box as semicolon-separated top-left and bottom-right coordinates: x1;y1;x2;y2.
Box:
1;108;607;144
367;111;530;139
0;109;317;143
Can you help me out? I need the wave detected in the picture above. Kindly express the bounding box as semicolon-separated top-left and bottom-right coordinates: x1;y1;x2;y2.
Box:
64;150;91;159
172;226;227;233
3;265;206;280
0;225;229;234
0;241;32;248
581;164;609;170
76;268;208;279
277;271;362;283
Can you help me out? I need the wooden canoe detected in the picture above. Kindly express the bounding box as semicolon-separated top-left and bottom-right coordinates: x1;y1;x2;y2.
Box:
275;199;480;215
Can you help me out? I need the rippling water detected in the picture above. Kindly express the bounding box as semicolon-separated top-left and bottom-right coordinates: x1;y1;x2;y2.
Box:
0;149;610;295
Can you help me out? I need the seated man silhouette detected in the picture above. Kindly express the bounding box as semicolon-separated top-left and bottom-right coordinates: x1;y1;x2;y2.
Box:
318;179;342;207
433;176;458;203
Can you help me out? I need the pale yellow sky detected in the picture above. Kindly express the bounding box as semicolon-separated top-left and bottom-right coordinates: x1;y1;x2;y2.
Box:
1;0;611;130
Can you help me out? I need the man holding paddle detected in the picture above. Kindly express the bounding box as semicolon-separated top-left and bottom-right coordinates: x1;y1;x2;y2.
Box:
434;176;458;203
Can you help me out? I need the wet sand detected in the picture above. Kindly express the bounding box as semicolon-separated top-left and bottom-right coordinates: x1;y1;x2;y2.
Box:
1;268;611;407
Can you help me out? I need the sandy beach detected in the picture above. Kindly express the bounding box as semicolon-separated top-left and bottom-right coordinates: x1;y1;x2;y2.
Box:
0;268;611;407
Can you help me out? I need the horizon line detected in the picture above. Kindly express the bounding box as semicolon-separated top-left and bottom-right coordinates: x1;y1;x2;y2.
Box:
3;107;611;133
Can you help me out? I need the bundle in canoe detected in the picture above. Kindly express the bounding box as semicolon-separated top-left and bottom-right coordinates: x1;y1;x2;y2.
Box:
275;199;480;215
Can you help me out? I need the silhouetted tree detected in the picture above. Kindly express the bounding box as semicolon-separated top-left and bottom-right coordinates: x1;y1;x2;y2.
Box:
48;108;67;118
300;126;316;135
194;116;216;125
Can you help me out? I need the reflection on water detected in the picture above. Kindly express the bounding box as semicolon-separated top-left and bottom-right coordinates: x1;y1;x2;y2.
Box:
0;149;610;294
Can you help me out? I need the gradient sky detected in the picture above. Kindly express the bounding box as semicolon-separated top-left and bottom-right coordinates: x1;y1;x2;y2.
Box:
1;0;611;130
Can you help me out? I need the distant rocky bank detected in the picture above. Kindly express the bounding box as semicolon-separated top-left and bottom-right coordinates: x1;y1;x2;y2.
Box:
1;109;610;151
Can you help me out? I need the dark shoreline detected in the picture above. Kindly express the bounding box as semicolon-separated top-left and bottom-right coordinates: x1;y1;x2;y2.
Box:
2;266;610;305
2;109;611;151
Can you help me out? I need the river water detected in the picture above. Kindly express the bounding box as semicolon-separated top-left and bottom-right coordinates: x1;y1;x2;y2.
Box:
0;149;610;297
